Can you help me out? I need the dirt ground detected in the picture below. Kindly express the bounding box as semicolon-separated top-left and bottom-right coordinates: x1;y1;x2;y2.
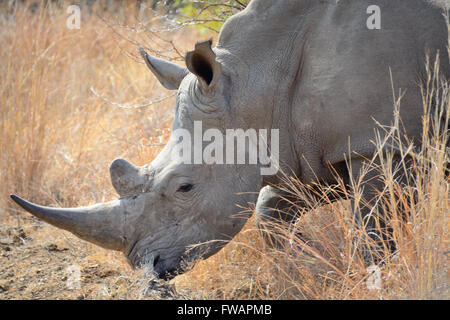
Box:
0;216;184;300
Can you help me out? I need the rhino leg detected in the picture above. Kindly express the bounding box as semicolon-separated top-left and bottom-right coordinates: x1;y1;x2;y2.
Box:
255;186;309;248
350;158;398;265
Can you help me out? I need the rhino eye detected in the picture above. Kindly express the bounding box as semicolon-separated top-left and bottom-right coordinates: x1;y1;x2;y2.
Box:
177;184;194;193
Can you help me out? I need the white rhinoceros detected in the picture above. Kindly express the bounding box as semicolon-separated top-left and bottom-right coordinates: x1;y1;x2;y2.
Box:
11;0;449;279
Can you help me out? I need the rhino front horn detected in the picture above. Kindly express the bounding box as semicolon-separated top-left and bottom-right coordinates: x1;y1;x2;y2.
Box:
10;194;127;252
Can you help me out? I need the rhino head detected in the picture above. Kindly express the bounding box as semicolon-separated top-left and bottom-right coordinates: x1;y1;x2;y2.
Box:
10;41;279;279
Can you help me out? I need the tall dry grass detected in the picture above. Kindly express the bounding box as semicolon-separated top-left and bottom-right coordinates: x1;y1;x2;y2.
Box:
0;1;185;211
0;1;448;300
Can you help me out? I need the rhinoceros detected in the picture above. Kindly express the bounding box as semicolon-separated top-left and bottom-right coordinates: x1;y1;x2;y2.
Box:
11;0;449;279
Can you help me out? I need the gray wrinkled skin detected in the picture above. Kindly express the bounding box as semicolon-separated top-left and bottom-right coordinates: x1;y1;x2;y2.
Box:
11;0;449;279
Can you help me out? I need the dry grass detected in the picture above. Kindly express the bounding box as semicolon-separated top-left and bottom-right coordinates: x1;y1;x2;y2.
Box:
0;1;448;300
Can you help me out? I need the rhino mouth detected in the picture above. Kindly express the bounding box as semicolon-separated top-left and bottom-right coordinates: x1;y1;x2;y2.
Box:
153;255;181;280
125;237;187;279
140;253;184;280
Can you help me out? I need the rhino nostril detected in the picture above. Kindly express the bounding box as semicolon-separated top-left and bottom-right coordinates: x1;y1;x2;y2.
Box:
153;255;160;267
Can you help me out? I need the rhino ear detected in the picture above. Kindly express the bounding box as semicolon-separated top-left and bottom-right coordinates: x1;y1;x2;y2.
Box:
139;48;188;90
186;40;222;91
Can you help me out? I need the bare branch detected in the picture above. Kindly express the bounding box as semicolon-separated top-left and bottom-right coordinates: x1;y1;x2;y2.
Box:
90;86;176;109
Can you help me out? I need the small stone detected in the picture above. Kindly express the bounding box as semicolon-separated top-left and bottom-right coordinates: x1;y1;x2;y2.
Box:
0;238;14;245
45;243;58;251
0;281;9;292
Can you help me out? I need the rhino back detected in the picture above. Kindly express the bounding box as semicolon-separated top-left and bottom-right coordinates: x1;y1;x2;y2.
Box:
217;0;448;181
296;0;448;164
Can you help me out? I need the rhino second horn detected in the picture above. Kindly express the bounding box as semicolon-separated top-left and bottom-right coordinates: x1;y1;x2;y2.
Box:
110;158;145;197
10;194;127;251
